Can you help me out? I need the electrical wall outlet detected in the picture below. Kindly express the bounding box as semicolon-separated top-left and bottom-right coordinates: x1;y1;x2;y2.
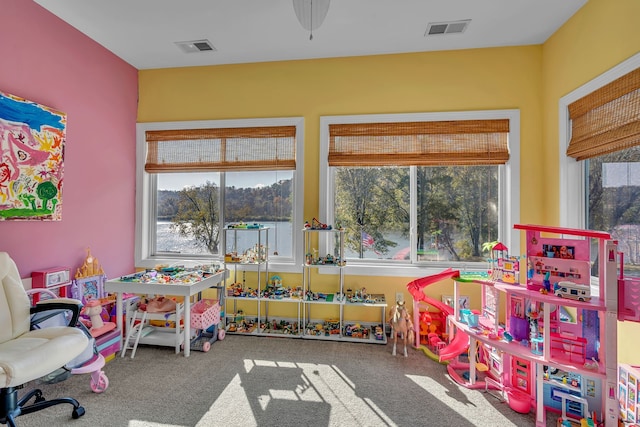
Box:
396;292;404;303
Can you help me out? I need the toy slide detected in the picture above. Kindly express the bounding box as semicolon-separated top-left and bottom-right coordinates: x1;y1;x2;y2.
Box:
407;268;466;360
438;329;470;362
407;268;461;303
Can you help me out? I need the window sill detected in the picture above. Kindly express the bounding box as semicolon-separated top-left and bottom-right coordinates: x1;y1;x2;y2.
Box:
318;262;488;278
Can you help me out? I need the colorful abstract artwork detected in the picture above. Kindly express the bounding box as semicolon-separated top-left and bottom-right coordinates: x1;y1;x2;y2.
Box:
0;90;66;220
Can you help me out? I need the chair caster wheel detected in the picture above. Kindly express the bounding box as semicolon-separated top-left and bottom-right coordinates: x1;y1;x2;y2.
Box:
72;406;86;419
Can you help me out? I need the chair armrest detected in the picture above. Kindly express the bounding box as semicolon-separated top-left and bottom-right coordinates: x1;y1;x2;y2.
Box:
30;298;83;327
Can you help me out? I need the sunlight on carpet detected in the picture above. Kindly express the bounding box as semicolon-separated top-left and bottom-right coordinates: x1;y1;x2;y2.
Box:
194;358;398;427
129;422;186;427
406;374;521;427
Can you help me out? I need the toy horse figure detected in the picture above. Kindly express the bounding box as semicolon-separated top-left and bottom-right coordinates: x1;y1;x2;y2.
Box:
387;300;414;357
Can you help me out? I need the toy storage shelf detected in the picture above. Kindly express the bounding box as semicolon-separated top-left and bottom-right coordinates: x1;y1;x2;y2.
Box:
223;226;269;336
301;228;387;344
260;298;302;337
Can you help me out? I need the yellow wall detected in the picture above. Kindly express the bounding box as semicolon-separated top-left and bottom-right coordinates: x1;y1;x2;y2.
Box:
139;46;544;316
541;0;640;226
541;0;640;364
138;0;640;346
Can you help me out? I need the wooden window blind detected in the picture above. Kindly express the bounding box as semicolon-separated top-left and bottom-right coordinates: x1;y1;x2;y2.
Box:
145;125;296;173
328;119;510;167
567;67;640;161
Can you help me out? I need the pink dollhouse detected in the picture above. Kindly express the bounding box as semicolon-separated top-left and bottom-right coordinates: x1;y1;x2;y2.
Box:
431;224;627;427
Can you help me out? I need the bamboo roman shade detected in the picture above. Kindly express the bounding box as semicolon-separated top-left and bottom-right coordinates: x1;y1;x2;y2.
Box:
328;119;510;167
567;68;640;161
145;125;296;173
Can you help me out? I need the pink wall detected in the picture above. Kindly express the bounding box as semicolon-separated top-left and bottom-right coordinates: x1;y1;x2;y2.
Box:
0;1;138;279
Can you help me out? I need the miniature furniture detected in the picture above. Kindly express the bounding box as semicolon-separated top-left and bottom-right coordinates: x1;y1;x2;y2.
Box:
0;252;89;426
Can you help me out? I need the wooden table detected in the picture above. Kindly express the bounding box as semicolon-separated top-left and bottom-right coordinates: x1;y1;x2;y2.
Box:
105;269;227;357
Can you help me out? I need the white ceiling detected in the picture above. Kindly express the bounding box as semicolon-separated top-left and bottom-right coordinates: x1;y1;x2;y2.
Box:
34;0;588;70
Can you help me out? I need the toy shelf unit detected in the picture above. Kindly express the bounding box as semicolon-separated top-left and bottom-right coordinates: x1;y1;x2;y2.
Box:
445;224;619;427
223;225;279;336
302;227;346;341
301;227;387;344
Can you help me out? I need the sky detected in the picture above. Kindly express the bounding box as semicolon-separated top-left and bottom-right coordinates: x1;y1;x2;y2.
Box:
157;171;291;191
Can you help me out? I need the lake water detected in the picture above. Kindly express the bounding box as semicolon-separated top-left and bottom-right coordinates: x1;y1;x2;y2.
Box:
156;221;294;256
156;221;411;259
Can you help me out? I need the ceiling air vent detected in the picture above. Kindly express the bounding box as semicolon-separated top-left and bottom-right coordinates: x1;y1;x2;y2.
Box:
174;39;216;54
425;19;471;36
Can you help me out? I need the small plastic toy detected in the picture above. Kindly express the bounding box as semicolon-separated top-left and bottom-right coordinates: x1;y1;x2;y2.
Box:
81;299;116;337
305;218;332;230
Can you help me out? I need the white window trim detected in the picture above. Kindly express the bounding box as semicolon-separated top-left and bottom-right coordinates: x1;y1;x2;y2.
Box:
135;117;305;273
319;110;520;278
559;52;640;229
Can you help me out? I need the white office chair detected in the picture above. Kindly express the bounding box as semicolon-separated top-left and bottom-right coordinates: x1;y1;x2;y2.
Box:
0;252;89;426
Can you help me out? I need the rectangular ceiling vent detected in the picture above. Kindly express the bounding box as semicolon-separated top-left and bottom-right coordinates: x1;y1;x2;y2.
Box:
174;39;217;54
425;19;471;36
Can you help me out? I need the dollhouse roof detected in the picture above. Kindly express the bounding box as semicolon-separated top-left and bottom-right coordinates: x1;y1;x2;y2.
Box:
493;242;508;251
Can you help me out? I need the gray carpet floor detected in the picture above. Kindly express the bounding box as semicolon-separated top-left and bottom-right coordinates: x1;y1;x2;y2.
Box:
14;335;546;427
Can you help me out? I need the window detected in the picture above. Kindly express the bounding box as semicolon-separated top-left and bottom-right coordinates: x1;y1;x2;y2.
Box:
560;53;640;278
320;110;520;276
135;118;304;271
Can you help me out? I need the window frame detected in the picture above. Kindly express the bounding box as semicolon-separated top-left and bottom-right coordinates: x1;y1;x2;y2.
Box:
559;52;640;230
135;117;305;272
319;110;521;278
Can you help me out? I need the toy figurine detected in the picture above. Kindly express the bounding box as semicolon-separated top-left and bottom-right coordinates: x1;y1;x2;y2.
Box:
82;299;116;337
387;300;414;357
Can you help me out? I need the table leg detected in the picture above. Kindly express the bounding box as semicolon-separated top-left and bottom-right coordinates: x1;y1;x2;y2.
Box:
115;292;123;353
184;297;191;357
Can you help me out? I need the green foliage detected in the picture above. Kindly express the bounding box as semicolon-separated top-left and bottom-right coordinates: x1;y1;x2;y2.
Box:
335;167;407;257
171;181;220;254
588;147;640;233
482;240;499;254
335;165;499;262
587;146;640;270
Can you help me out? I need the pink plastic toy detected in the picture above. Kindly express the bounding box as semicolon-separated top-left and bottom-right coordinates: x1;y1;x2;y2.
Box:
82;299;116;337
